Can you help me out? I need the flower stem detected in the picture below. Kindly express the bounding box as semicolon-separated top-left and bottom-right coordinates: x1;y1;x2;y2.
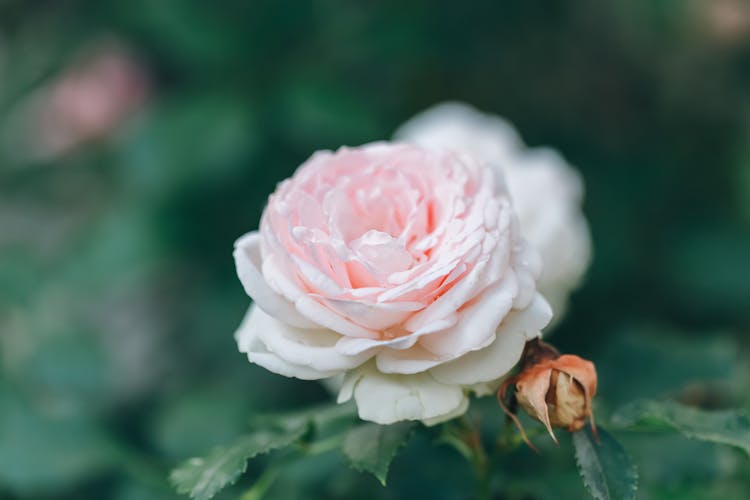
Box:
473;439;491;500
459;415;491;500
301;433;345;456
238;465;280;500
239;433;346;500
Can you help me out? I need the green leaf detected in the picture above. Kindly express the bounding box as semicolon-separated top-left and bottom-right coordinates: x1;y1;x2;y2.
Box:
612;400;750;455
342;422;415;486
573;427;638;500
169;425;306;500
252;401;357;435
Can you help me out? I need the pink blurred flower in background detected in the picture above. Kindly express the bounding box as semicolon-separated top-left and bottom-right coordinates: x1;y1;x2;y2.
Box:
8;39;149;161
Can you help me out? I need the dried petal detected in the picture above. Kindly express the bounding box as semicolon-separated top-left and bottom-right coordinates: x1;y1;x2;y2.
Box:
548;370;587;431
553;354;597;401
515;365;557;443
499;343;599;448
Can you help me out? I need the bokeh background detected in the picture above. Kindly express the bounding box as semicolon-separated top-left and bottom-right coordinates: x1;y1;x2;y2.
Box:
2;1;750;499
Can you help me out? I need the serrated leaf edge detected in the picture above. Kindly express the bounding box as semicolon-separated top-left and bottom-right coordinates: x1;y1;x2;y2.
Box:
179;447;248;499
170;426;307;500
613;400;750;456
573;429;638;500
343;423;415;486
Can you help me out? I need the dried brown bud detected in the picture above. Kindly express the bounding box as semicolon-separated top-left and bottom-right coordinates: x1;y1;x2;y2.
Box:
498;339;598;450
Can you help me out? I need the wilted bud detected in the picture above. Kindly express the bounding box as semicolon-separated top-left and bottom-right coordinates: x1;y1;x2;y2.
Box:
499;339;598;450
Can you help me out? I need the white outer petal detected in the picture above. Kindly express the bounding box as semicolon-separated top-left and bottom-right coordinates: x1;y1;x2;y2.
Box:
374;344;443;375
320;373;345;394
233;232;318;328
504;150;591;323
235;306;337;380
337;364;467;425
468;379;503;397
421;396;470;426
536;214;591;321
428;293;552;385
394;102;523;168
248;305;372;372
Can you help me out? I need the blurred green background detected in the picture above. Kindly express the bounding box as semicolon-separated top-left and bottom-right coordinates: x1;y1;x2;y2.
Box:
2;1;750;499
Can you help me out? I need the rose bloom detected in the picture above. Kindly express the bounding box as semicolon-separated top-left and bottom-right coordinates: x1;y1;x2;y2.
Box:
234;143;551;424
394;103;591;324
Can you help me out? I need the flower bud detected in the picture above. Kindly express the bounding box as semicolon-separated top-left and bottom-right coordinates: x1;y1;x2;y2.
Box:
546;367;587;430
499;339;598;449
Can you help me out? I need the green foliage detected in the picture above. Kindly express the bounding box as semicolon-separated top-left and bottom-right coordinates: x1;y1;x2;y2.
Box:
613;400;750;456
342;422;415;486
2;0;750;498
0;389;119;494
250;401;358;436
573;427;638;500
168;404;418;497
170;425;307;500
169;402;363;499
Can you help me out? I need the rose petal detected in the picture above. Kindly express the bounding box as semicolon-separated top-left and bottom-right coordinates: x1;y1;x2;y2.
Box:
373;273;519;374
393;102;523;169
467;380;502;397
291;254;345;296
374;343;442;374
515;365;556;440
511;239;541;310
428;293;551;385
337;363;467;425
418;269;519;358
294;296;380;339
233;232;318;329
335;317;455;356
262;255;383;340
317;297;423;331
376;258;461;303
404;234;509;332
319;373;345;394
249;305;373;372
552;354;598;399
235;306;336;380
421;396;470;426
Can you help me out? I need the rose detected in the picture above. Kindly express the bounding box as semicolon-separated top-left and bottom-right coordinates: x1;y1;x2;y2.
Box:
395;102;591;323
21;41;148;160
234;142;551;424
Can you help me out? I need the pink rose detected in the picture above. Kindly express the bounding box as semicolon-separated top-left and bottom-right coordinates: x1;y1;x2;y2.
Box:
395;102;591;325
234;142;551;424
